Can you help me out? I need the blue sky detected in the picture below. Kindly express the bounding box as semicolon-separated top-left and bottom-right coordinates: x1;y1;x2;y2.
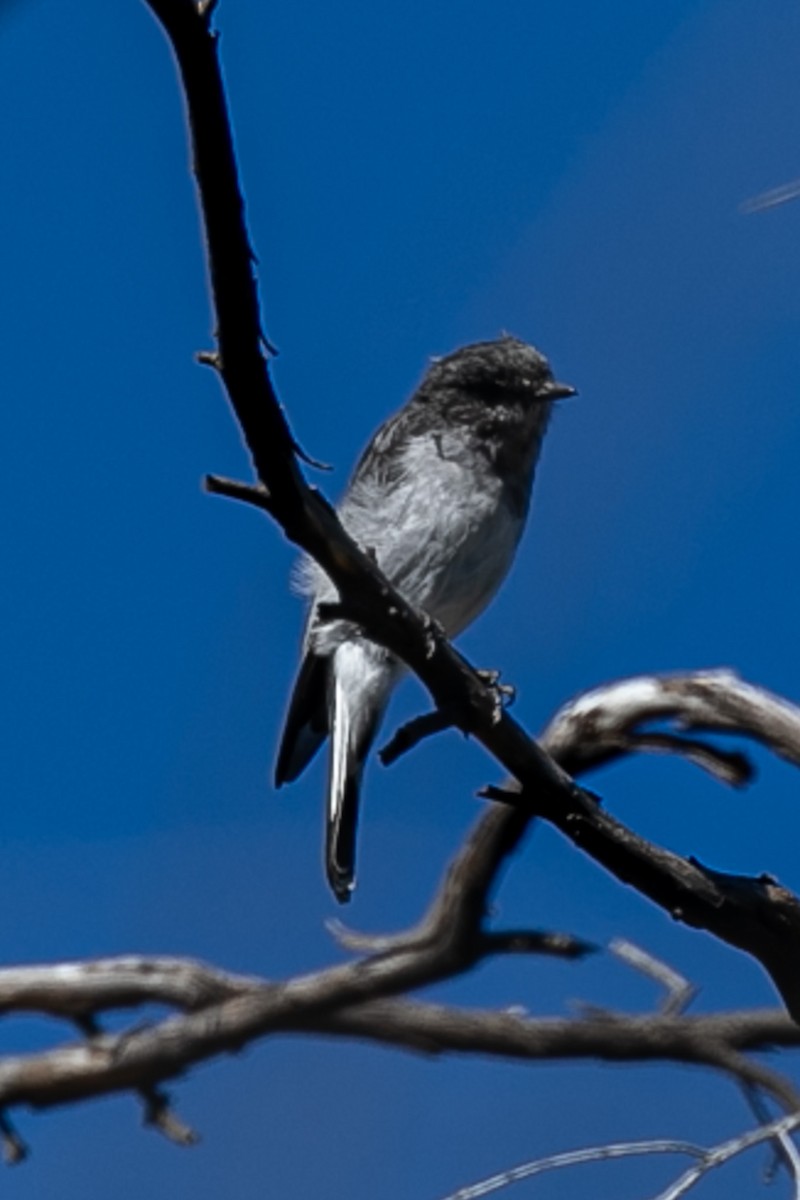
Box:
2;0;800;1196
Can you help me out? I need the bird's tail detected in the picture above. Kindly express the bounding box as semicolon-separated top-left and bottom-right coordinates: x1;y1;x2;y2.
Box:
326;642;395;903
326;702;363;902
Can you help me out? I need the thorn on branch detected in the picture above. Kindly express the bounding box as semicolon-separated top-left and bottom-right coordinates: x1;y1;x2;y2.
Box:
476;782;551;815
204;474;273;514
141;1086;199;1147
477;782;603;811
0;1111;27;1166
292;441;332;472
477;784;517;805
196;349;222;370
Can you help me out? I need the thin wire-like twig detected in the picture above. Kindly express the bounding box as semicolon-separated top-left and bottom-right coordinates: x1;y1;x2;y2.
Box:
652;1112;800;1200
610;939;697;1015
438;1139;706;1200
438;1114;800;1200
740;178;800;214
740;1082;800;1191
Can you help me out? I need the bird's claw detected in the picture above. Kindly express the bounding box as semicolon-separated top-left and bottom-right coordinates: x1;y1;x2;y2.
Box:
476;669;516;722
421;612;446;659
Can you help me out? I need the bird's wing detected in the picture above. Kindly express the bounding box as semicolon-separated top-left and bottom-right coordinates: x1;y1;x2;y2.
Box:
346;399;426;492
274;649;330;786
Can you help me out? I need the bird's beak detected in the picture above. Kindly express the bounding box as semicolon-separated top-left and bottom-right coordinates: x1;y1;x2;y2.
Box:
540;380;577;401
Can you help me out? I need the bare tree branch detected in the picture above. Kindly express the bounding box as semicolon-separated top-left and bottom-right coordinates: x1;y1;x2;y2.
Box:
503;670;800;1020
741;1081;800;1189
0;0;795;1168
541;669;800;776
439;1140;708;1200
0;956;261;1019
145;0;800;1043
653;1112;800;1200
138;0;800;1032
438;1113;800;1200
1;949;800;1116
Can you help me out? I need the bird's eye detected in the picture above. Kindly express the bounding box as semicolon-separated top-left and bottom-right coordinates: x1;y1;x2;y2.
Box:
478;376;509;396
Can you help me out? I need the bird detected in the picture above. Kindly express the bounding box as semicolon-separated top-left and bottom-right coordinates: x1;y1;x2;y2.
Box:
275;335;575;902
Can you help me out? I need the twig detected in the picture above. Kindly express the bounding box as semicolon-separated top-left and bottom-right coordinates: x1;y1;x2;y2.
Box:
624;731;752;787
140;1086;199;1147
609;939;697;1015
740;1082;800;1190
0;1111;26;1166
204;473;272;512
379;709;459;766
653;1112;800;1200
541;669;800;776
438;1114;800;1200
740;178;800;214
438;1139;707;1200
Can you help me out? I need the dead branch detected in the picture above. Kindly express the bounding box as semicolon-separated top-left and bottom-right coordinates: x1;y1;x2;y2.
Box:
541;668;800;776
438;1113;800;1200
0;783;798;1133
0;0;790;1165
0;956;261;1019
0;956;799;1117
139;0;800;1024
539;672;800;1018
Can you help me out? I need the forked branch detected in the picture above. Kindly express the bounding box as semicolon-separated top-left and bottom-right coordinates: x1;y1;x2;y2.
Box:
1;0;796;1168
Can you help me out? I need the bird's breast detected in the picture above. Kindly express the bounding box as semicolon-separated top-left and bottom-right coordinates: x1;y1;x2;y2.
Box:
343;432;526;637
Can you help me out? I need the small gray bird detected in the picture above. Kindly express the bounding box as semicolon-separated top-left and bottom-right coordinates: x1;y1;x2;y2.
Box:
275;336;574;902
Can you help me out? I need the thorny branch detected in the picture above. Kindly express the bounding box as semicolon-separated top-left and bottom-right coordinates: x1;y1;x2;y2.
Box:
1;0;799;1178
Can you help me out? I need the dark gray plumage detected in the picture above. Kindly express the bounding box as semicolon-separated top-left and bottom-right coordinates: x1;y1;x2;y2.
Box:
275;336;574;902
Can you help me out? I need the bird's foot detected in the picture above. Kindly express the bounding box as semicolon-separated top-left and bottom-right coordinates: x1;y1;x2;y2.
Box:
420;612;447;659
476;669;516;723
